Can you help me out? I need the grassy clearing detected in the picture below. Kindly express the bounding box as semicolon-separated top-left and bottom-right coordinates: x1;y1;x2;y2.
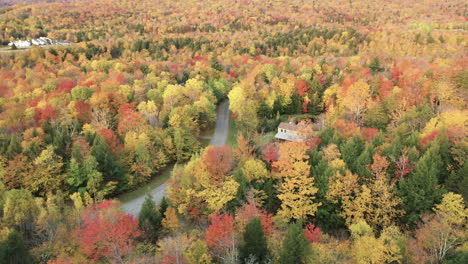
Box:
258;132;276;145
228;118;238;147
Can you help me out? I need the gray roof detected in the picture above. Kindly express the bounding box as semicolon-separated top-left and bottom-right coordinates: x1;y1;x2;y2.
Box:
275;132;304;142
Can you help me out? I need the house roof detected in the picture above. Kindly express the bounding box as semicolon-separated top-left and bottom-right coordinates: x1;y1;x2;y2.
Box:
278;122;298;131
275;131;304;142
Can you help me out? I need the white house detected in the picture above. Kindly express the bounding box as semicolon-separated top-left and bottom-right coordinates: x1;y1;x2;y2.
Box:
8;40;31;48
274;122;305;142
7;37;63;48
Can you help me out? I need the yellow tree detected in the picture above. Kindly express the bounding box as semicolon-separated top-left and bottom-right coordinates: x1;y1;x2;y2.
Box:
327;170;360;206
274;141;321;220
429;79;465;113
365;153;404;231
137;100;159;126
29;146;66;196
277;173;321;220
196;176;240;213
162;207;181;233
338;79;371;123
321;144;345;171
342;184;373;227
272;141;310;179
241;158;269;183
228;82;258;133
327;170;362;226
350;221;386;264
328;154;403;231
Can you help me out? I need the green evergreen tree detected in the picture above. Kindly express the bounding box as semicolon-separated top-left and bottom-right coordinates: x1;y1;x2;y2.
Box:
210;53;223;72
355;148;373;181
398;143;446;227
258;102;274;119
307;78;323;115
364;104;389;130
240;217;269;264
283;93;302;115
259;178;281;214
138;195;162;242
0;230;33;264
6;135;21;158
368;57;384;73
340;135;365;173
312;157;345;232
67;158;86;192
434;131;450;184
318;127;336;148
370;131;385;149
446;163;468;202
92;135;126;192
159;197;169;216
279;221;310;264
67;155;103;198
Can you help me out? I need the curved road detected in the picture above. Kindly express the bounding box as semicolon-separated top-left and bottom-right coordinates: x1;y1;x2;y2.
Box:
120;100;230;215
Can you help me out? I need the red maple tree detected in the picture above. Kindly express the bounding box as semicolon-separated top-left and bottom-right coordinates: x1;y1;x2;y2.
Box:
57;79;76;93
296;79;310;96
98;128;122;155
74;99;91;122
74;200;141;262
117;102;145;135
206;214;234;256
235;197;274;235
262;142;278;164
361;127;379;141
420;130;440;148
304;223;322;243
35;104;57;124
202;146;234;184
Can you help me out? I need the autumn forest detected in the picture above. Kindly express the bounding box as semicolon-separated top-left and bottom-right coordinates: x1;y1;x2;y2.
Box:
0;0;466;263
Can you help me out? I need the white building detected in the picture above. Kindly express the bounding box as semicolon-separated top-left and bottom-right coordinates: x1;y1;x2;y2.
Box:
8;40;31;48
8;37;57;48
275;122;305;142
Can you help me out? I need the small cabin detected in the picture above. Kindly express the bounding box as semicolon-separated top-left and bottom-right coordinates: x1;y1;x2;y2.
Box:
274;122;305;142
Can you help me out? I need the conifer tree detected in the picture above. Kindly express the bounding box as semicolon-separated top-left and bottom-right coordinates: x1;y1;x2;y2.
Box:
6;135;21;158
312;157;344;232
398;143;446;227
159;197;169;216
340;135;365;173
92;135;126;192
138;194;162;242
0;230;33;264
240;217;269;264
355;148;373;181
279;221;310;264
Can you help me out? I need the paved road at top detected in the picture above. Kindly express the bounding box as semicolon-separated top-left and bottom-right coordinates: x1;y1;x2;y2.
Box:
208;100;230;146
120;100;230;215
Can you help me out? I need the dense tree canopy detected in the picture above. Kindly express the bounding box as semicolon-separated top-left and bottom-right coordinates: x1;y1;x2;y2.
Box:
0;0;466;263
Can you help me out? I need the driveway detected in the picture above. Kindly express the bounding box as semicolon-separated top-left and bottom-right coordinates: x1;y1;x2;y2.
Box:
120;100;230;215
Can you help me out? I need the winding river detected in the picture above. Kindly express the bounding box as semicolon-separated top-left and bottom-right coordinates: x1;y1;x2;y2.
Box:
119;100;230;215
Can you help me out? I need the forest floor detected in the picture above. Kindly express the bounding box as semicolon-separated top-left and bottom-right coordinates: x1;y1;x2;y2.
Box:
119;100;230;215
